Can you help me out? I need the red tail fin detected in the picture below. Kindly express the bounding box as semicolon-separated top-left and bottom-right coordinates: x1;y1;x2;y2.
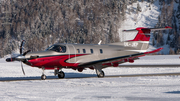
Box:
123;26;172;41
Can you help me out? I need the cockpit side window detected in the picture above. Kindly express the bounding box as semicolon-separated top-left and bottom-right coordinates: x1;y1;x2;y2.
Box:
46;45;66;53
77;49;80;53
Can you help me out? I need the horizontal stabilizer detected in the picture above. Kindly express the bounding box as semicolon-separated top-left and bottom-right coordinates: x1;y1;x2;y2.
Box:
123;26;172;42
123;26;172;32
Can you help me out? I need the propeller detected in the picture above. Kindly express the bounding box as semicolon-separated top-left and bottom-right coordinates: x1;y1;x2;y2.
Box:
20;40;25;55
23;50;31;56
19;40;29;75
21;61;25;75
6;40;31;75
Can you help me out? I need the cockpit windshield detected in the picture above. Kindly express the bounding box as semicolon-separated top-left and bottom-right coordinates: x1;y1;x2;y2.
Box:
45;45;66;53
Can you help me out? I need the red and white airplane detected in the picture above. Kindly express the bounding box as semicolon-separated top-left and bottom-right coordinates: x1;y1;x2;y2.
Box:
6;26;172;80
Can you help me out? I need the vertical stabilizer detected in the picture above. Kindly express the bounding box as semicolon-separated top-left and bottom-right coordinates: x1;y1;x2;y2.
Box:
121;26;172;51
109;26;172;52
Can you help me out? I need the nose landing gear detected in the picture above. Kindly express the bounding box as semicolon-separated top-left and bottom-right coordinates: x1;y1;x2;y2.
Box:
41;74;46;80
41;67;46;80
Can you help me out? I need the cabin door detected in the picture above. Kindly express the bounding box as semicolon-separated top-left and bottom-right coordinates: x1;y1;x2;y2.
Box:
66;44;76;63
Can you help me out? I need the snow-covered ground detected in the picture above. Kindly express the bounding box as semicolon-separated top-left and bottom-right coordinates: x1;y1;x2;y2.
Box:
0;55;180;101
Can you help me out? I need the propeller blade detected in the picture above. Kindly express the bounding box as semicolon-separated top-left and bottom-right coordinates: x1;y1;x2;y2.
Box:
23;50;31;56
21;62;25;75
20;40;25;55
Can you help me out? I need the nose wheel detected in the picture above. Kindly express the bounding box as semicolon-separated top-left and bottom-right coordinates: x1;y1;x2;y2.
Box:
41;67;46;80
41;74;46;80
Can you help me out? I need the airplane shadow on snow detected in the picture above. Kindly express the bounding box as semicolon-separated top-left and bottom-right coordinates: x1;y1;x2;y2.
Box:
165;91;180;94
0;73;97;82
1;72;180;82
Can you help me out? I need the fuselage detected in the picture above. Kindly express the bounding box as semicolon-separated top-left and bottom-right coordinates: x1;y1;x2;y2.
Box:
24;43;141;69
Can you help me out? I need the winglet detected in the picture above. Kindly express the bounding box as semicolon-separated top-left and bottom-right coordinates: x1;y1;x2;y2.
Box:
165;26;172;29
144;47;163;54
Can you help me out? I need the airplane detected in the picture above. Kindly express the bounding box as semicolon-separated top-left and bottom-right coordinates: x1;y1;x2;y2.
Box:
6;26;172;80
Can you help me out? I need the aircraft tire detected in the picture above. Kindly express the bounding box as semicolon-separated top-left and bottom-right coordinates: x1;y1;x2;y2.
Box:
41;74;46;80
58;71;65;78
97;71;105;78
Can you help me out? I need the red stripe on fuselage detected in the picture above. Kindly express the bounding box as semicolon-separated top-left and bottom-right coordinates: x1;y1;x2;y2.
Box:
27;54;88;69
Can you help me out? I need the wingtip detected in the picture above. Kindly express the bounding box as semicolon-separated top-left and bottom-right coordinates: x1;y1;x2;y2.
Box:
159;47;163;50
144;47;163;54
165;26;172;29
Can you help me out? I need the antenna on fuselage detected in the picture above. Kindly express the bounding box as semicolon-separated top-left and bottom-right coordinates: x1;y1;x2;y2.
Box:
98;40;102;45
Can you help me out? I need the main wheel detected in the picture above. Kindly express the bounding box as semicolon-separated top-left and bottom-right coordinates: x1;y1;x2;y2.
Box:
97;71;105;78
58;71;65;79
41;74;46;80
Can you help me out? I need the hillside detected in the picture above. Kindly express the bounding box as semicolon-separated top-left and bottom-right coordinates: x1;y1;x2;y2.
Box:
0;0;179;57
120;0;178;55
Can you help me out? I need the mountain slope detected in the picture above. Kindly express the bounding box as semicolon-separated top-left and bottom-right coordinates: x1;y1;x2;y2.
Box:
119;0;179;54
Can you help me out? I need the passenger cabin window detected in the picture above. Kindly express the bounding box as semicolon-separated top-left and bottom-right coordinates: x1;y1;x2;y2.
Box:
46;45;66;53
90;49;93;53
100;49;103;54
83;49;86;53
77;49;80;53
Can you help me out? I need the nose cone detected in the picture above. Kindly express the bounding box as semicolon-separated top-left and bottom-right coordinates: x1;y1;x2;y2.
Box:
6;58;15;62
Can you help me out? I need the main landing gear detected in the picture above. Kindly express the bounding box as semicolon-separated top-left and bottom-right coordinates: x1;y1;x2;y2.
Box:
41;68;65;80
94;65;105;78
57;71;65;78
54;69;65;79
96;69;105;77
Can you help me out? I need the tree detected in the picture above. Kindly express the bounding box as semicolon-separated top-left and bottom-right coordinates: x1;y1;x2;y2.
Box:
169;48;175;54
152;38;155;46
137;3;142;13
0;0;127;56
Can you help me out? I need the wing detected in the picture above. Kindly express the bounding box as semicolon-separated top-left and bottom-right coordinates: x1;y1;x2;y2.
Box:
78;48;163;67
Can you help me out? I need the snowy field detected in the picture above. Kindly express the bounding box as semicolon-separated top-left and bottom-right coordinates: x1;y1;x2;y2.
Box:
0;55;180;101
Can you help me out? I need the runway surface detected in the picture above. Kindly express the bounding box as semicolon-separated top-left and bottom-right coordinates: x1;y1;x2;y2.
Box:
0;72;180;82
2;56;180;100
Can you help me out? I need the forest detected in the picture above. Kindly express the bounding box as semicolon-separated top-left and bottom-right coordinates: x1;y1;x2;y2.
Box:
0;0;179;57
